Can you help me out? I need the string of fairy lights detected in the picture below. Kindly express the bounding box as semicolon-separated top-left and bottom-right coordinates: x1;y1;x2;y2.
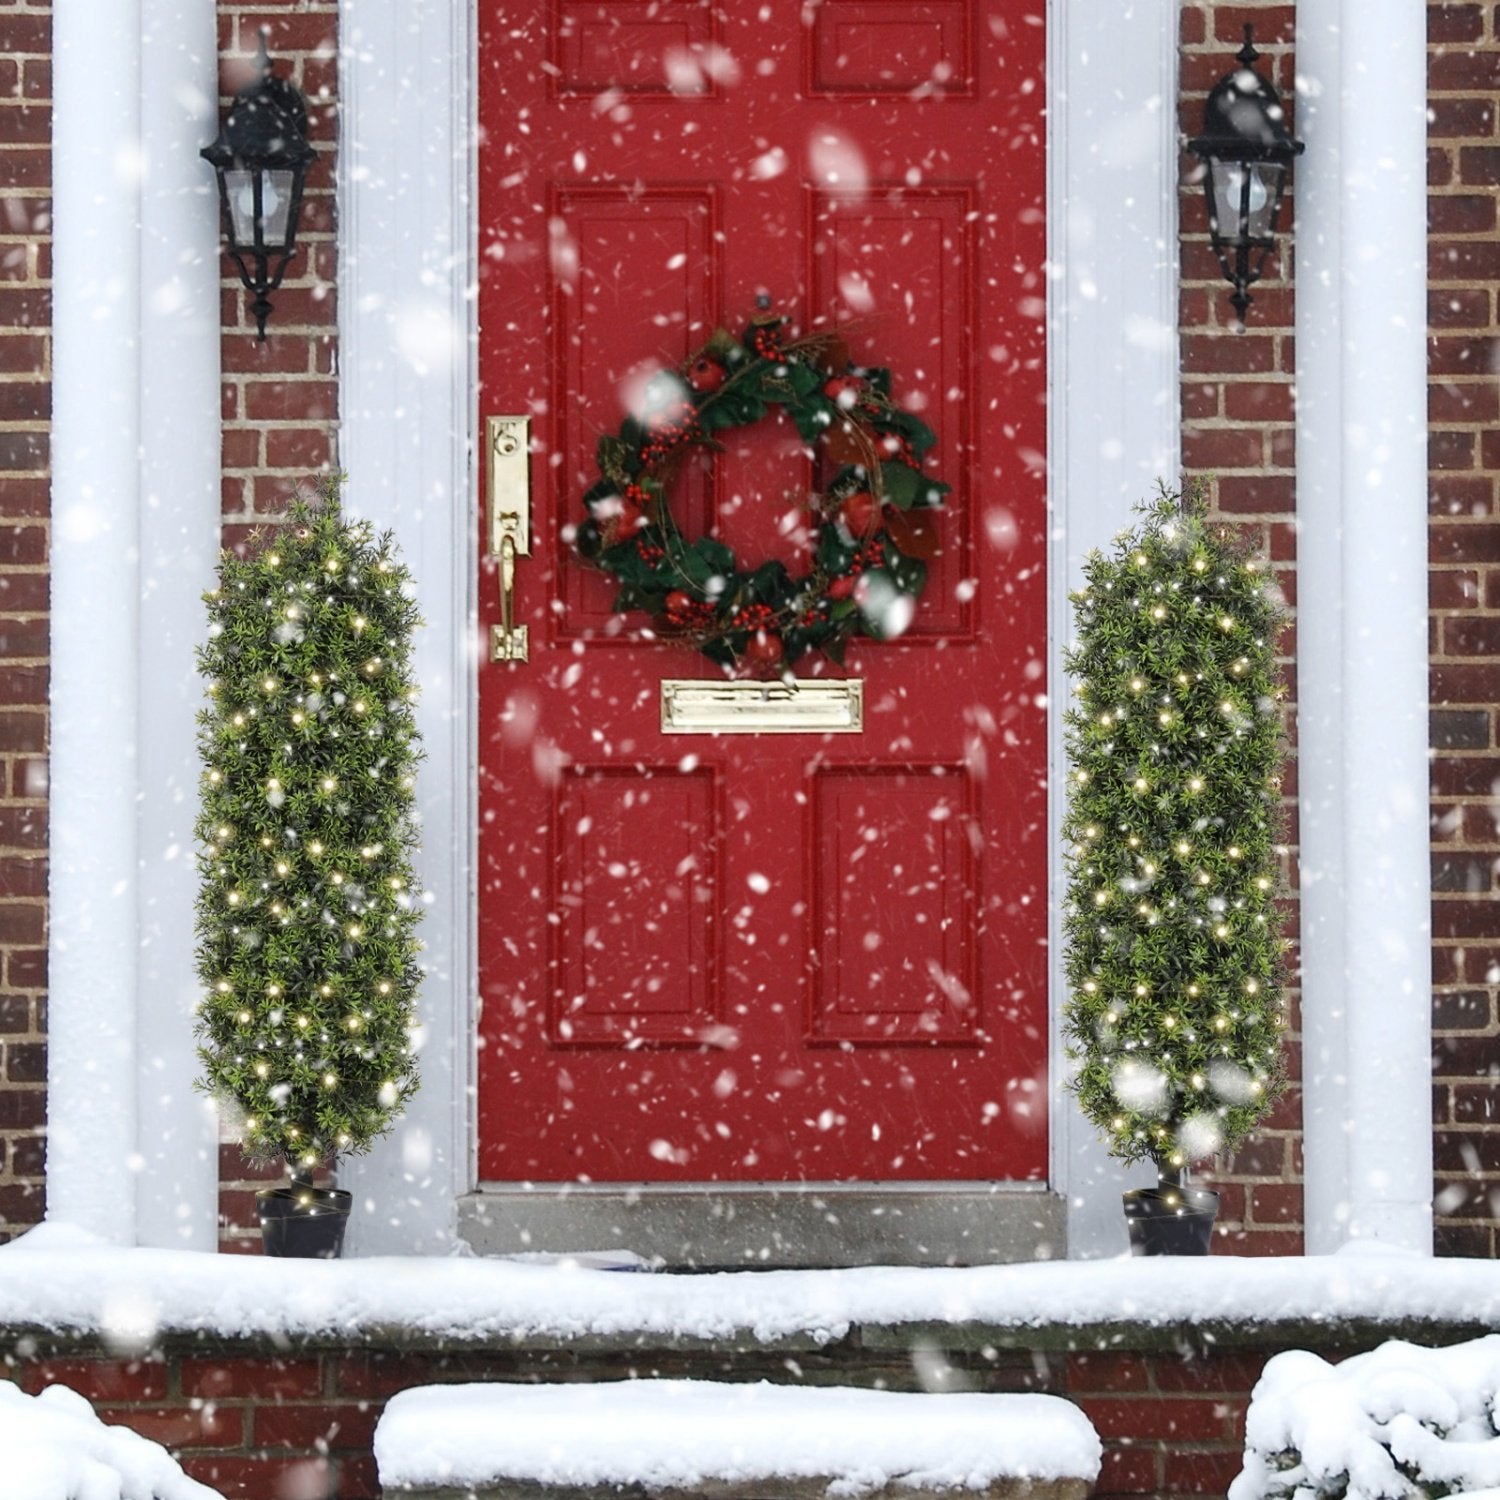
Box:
194;484;424;1173
1062;486;1290;1175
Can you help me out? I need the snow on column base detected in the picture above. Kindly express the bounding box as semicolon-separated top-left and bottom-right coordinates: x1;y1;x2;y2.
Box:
374;1382;1100;1500
1343;1202;1435;1256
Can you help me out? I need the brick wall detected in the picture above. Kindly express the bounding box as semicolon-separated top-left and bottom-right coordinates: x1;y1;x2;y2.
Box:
213;0;340;1246
5;1337;1290;1500
1427;0;1500;1258
0;1;52;1244
1178;1;1305;1253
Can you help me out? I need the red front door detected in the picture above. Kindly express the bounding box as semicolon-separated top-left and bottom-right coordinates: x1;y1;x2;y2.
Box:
476;1;1047;1185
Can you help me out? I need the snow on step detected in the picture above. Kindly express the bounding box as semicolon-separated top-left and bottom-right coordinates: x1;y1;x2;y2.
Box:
374;1380;1101;1499
0;1381;224;1500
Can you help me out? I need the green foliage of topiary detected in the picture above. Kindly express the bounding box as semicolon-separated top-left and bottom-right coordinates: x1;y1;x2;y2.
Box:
194;479;423;1172
1062;484;1290;1174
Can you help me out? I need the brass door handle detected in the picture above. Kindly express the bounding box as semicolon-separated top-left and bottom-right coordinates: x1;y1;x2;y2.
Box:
488;415;530;663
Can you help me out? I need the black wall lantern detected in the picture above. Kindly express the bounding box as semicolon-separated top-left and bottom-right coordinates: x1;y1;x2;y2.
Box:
1188;26;1304;324
201;37;316;340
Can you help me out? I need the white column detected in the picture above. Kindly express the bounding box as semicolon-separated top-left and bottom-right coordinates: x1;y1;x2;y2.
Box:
47;0;145;1240
134;0;223;1250
1049;0;1181;1257
1294;0;1350;1256
1297;0;1433;1252
337;0;473;1252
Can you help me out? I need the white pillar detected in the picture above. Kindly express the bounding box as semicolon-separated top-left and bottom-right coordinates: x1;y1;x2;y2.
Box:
1049;0;1181;1257
337;0;472;1252
47;0;145;1240
1297;0;1433;1252
135;0;223;1251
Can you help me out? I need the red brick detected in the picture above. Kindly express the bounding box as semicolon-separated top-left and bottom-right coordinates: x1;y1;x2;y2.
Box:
1248;1182;1303;1224
1079;1397;1233;1443
179;1454;332;1500
180;1356;324;1401
1432;525;1500;565
1223;381;1294;423
1431;379;1498;421
1181;427;1265;470
1435;1128;1500;1171
332;1352;441;1400
1430;3;1487;42
263;426;335;472
0;714;45;756
1433;54;1500;94
244;381;339;423
253;1401;378;1452
1151;1352;1267;1393
20;1359;168;1402
1181;334;1277;374
1162;1447;1247;1495
106;1403;247;1448
336;1450;381;1500
1428;97;1497;137
0;1087;42;1128
1095;1444;1159;1497
1445;616;1500;654
1064;1352;1151;1394
1209;6;1294;46
1432;429;1478;469
1216;474;1295;513
0;526;46;566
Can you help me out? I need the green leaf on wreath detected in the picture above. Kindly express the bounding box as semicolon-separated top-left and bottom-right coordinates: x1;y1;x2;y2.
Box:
879;460;924;509
886;549;928;597
862;366;892;398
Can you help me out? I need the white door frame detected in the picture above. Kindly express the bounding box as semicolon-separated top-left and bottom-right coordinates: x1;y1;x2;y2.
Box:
334;0;1181;1257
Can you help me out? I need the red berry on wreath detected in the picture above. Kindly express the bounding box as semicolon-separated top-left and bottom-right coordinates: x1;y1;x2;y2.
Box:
823;375;863;410
744;629;783;668
687;357;726;393
839;490;879;538
826;573;858;600
665;589;694;617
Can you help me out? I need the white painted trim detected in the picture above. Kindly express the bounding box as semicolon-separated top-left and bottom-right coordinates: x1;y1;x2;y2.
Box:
337;0;476;1253
47;0;146;1242
134;0;223;1252
1296;0;1433;1253
1047;0;1182;1258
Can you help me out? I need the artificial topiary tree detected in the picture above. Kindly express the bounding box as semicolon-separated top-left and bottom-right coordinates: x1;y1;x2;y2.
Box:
1062;484;1289;1190
194;479;423;1187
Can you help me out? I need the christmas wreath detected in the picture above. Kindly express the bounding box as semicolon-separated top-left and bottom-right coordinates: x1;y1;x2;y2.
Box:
575;313;949;674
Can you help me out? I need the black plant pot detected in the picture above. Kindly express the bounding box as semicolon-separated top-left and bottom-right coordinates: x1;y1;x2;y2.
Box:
1123;1182;1220;1256
257;1183;352;1259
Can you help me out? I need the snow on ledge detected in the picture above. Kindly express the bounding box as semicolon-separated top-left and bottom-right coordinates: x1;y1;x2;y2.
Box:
373;1381;1102;1493
1;1224;1493;1350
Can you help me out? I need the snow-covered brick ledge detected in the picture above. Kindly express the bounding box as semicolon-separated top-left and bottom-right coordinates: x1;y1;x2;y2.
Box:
1230;1335;1500;1500
373;1381;1101;1500
2;1227;1498;1355
0;1380;225;1500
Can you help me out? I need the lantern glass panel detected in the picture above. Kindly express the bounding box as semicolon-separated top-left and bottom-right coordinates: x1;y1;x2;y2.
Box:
225;167;296;250
225;168;259;246
1208;159;1285;242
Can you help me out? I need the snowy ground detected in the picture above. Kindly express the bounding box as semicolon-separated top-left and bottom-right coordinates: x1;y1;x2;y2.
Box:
2;1224;1496;1350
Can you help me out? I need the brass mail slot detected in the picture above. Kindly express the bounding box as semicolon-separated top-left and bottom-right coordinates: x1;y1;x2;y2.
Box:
660;678;864;735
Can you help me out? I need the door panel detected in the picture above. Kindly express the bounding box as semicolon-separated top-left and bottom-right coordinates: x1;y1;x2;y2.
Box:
477;0;1047;1185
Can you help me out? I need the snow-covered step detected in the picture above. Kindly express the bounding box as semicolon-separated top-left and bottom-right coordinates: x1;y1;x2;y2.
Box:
375;1379;1100;1500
